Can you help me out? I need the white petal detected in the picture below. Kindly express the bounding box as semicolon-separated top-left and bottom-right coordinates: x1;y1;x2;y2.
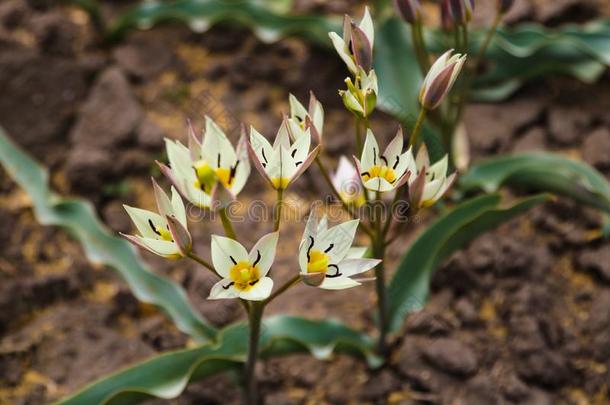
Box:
273;121;292;150
211;235;249;277
201;117;237;168
316;219;359;263
346;246;368;259
239;277;273;301
359;6;375;48
209;278;240;300
289;93;308;121
361;129;379;170
279;145;298;181
152;179;173;218
319;276;361;290
363;177;395;192
329;32;357;74
290;127;311;165
170;187;187;226
249;232;279;277
382;130;404;169
300;210;320;249
429;155;449;180
124;205;165;239
336;258;380;277
139;237;181;257
249;126;274;173
231;137;251;195
422;178;444;202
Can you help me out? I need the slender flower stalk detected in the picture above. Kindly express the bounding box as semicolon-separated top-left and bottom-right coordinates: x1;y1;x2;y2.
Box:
408;107;427;147
245;302;263;405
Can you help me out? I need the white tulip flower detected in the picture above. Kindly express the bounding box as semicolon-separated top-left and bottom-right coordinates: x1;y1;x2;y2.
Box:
158;117;250;208
354;129;413;193
122;180;190;258
208;232;279;301
329;6;374;74
406;145;457;208
298;213;380;290
248;120;320;190
331;156;366;207
287;92;324;143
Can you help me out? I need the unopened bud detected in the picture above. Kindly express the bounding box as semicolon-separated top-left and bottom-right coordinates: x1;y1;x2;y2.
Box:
394;0;421;24
448;0;474;24
441;0;454;31
349;24;373;72
419;50;466;110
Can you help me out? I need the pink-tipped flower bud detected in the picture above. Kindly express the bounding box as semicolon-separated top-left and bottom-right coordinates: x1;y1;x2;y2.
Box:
419;49;466;110
394;0;421;24
448;0;474;24
497;0;514;13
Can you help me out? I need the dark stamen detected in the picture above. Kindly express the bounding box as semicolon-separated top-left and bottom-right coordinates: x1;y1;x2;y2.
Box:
393;156;400;170
229;256;237;265
361;171;370;178
148;219;161;236
253;250;262;267
324;244;334;253
291;149;297;158
261;148;268;164
249;279;259;286
306;236;315;261
217;153;221;167
373;148;377;165
380;155;388;166
295;161;303;166
325;264;343;278
222;282;235;290
228;160;240;184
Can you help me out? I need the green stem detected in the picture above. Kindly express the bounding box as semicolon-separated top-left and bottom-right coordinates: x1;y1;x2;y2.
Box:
473;12;502;71
411;21;430;75
408;108;427;148
186;252;216;275
218;208;237;239
355;118;363;156
244;302;264;405
372;196;388;355
273;188;284;232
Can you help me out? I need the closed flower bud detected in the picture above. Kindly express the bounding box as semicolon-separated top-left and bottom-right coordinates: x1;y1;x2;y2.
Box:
441;0;454;31
329;7;375;75
339;68;378;119
498;0;514;13
419;49;466;110
166;215;192;256
394;0;421;24
448;0;474;24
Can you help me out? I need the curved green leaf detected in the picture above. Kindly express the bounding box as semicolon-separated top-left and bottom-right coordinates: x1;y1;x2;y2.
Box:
56;315;381;404
0;127;216;343
386;194;549;333
460;152;610;213
107;0;340;44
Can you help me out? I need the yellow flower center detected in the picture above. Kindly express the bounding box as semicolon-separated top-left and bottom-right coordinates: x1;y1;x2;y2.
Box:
148;219;173;241
193;161;235;193
307;250;330;274
361;165;396;184
271;177;290;190
229;261;260;291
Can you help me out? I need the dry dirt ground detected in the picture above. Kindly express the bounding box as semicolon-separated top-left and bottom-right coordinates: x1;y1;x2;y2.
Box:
1;0;610;404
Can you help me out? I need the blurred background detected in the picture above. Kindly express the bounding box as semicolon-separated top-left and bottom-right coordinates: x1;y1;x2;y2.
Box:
1;0;610;404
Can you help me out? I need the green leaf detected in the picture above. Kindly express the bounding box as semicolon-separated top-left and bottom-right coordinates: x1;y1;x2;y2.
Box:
107;0;340;44
0;127;216;343
56;315;381;404
386;194;549;333
460;152;610;214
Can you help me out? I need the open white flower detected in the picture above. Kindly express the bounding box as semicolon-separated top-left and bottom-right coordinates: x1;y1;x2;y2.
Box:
331;156;366;207
208;232;278;301
298;213;380;290
122;180;190;258
354;129;413;192
158;117;250;208
287;92;324;143
248;120;319;190
329;6;374;74
406;146;457;208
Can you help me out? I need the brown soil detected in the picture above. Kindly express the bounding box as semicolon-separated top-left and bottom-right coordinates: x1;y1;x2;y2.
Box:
1;0;610;404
